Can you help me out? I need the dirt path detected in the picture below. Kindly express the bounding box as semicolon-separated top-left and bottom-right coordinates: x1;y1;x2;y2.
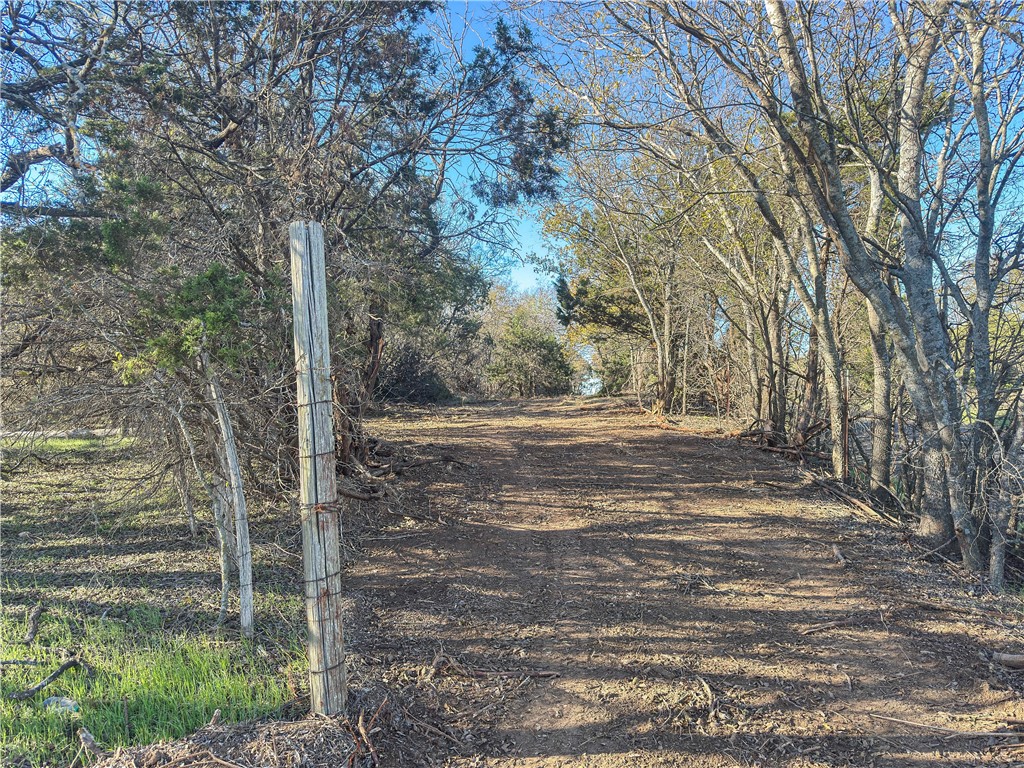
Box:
349;399;1024;767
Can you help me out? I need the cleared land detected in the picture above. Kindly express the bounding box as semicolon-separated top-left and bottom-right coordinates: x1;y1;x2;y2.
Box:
353;399;1024;767
4;399;1024;767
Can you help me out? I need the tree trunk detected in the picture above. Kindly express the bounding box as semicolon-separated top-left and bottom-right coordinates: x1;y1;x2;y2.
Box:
175;463;197;537
867;301;892;501
820;336;848;482
355;316;386;462
793;324;819;446
989;414;1024;591
763;303;787;442
170;405;234;625
630;345;644;409
887;0;981;571
741;305;762;423
919;435;955;549
207;371;255;639
210;473;235;626
988;495;1010;593
763;0;980;570
290;220;346;715
681;314;690;416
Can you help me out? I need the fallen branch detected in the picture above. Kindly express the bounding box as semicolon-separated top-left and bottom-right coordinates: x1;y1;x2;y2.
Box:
760;444;831;460
737;428;774;441
431;653;558;680
911;537;958;562
7;658;89;700
943;730;1024;741
358;454;474;482
78;728;106;759
339;486;384;502
359;697;388;766
900;597;1003;620
989;742;1024;751
992;652;1024;670
393;455;473;475
867;712;1021;738
754;480;792;491
460;667;560;679
22;604;43;644
357;710;379;766
401;708;462;746
810;477;902;526
800;618;859;635
0;659;42;667
196;751;244;768
797;422;829;443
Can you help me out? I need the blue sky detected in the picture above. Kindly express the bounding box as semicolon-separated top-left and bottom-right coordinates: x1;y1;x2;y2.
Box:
509;218;549;291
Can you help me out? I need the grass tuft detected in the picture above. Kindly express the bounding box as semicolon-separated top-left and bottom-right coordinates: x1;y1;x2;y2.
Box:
2;435;308;767
0;607;305;767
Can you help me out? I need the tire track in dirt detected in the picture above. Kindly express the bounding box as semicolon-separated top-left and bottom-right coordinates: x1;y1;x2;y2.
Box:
352;399;1024;768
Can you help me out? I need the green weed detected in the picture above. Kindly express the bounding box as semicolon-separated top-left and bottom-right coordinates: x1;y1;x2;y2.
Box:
1;435;308;767
0;607;305;767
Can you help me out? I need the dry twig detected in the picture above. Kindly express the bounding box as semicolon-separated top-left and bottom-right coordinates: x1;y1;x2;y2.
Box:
800;618;859;636
867;712;1022;738
78;728;107;759
7;657;90;700
22;603;43;644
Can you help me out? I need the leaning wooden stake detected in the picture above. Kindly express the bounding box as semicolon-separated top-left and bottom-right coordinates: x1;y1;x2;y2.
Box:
289;220;346;715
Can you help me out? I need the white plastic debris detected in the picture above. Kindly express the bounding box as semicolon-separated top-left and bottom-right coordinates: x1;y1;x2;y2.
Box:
42;696;79;713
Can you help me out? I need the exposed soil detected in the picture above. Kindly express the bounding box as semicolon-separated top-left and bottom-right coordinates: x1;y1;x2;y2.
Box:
344;398;1024;767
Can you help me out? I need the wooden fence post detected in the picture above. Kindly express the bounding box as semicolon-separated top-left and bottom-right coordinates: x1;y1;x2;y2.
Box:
289;220;346;715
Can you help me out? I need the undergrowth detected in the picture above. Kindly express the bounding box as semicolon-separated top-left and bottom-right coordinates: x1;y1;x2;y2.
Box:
1;435;309;767
0;609;305;767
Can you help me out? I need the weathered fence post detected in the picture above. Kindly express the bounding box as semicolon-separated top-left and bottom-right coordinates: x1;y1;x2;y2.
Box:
289;220;346;714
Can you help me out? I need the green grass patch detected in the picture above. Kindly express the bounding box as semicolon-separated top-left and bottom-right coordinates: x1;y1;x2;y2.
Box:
2;428;309;767
1;434;131;478
1;434;121;454
0;606;306;767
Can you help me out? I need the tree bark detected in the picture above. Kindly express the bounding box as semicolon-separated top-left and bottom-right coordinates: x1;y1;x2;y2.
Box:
210;473;235;626
988;496;1010;593
919;435;955;549
867;301;893;501
989;411;1024;591
793;324;819;446
170;405;234;625
740;305;762;423
680;314;690;416
207;371;255;638
763;302;787;442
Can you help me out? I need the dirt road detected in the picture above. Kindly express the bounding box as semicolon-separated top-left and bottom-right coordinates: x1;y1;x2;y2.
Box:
349;399;1024;767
